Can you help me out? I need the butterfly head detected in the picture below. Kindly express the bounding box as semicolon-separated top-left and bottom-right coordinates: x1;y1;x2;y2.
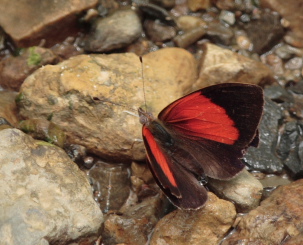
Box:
138;107;154;126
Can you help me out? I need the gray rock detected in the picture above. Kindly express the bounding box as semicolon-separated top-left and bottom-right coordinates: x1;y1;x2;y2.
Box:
84;9;142;52
244;98;284;173
219;10;235;25
208;170;263;213
0;128;103;245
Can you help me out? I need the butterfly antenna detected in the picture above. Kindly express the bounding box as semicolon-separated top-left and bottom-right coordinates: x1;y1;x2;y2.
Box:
140;56;148;111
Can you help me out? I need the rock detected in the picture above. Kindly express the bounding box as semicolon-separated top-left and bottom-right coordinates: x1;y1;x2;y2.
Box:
253;172;291;189
144;19;176;43
102;196;164;245
274;44;303;60
0;46;59;91
0;0;97;47
187;0;211;11
89;161;131;213
193;43;274;89
0;91;19;126
51;36;84;60
208;170;263;212
236;35;252;50
176;15;207;31
152;0;176;9
244;98;284;173
138;2;177;26
18;118;67;148
276;121;303;177
214;0;256;12
219;10;236;25
131;161;154;184
206;22;234;45
83;9;142;52
243;10;285;54
222;179;303;245
285;57;303;70
264;54;284;76
150;192;236;245
174;26;206;48
213;0;235;10
125;37;157;56
261;0;303;48
17;48;197;162
0;128;103;245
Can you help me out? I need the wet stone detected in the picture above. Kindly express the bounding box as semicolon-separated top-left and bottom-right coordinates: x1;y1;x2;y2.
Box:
0;128;103;245
219;10;235;25
261;0;303;48
276;121;303;178
206;22;234;46
264;54;284;76
213;0;235;10
0;0;98;47
0;91;19;127
174;26;206;48
176;15;207;31
236;35;252;50
239;13;250;23
194;43;274;89
264;84;294;104
65;144;87;166
285;57;303;70
89;161;131;213
187;0;211;12
102;196;164;245
274;44;303;60
18;118;67;148
0;47;59;91
222;179;303;245
138;2;176;26
83;9;142;52
243;10;285;54
144;19;176;43
18;49;197;161
208;170;263;212
150;193;236;245
244;98;284;173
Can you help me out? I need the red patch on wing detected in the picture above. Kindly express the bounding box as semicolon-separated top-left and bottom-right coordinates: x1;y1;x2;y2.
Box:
142;126;177;187
159;92;240;144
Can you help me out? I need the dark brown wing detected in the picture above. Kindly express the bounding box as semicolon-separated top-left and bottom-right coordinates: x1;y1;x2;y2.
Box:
142;126;208;210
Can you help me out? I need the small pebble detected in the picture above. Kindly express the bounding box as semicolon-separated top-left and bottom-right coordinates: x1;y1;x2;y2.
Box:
177;15;207;31
188;0;211;12
285;57;303;70
265;54;284;76
240;13;250;23
280;18;290;28
219;10;235;25
236;35;252;50
83;156;95;169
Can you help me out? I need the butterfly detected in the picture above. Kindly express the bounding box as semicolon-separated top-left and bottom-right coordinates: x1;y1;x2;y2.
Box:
138;83;264;210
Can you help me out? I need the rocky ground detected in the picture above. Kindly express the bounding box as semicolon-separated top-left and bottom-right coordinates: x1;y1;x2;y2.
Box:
1;0;303;245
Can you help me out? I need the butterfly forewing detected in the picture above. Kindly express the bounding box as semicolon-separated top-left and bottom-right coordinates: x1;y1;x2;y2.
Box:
159;83;263;147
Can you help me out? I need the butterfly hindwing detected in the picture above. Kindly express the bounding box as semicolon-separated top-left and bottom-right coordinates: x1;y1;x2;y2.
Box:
142;125;208;209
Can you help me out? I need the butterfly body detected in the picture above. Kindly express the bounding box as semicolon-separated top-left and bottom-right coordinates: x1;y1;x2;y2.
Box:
139;83;264;210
